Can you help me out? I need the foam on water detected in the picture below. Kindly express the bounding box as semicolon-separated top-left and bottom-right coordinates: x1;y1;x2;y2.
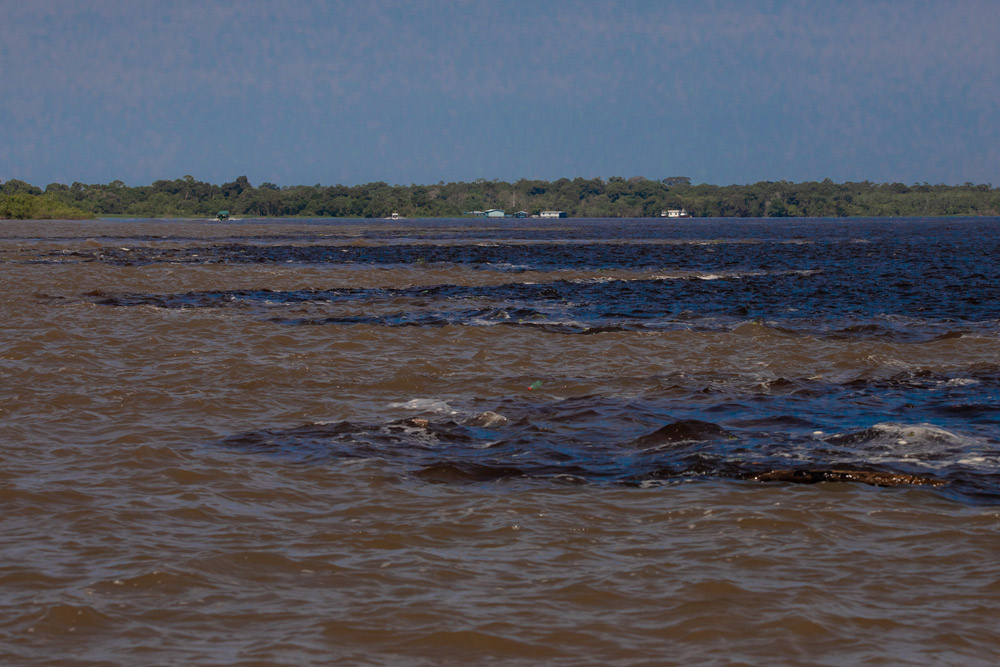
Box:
388;398;460;415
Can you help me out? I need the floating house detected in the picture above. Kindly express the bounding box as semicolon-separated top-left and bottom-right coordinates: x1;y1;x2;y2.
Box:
539;210;567;218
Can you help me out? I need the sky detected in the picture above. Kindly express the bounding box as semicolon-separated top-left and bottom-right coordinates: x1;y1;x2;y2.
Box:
2;0;999;188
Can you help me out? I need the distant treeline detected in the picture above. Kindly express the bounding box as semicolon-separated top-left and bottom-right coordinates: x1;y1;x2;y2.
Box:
2;175;998;219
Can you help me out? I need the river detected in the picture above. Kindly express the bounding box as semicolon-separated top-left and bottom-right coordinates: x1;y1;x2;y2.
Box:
2;217;998;665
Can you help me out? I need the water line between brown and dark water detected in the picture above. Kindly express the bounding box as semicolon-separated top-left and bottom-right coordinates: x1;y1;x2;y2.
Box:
2;218;998;665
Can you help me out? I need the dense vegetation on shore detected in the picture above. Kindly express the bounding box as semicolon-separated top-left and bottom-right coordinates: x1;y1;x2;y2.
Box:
2;176;997;219
0;192;94;220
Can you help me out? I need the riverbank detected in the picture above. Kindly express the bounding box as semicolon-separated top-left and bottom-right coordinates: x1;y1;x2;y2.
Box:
0;194;93;220
4;176;999;219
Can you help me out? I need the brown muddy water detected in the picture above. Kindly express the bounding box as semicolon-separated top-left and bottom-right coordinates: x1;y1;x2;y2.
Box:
1;218;999;665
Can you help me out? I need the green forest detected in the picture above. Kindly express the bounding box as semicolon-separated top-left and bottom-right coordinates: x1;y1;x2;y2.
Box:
2;175;998;219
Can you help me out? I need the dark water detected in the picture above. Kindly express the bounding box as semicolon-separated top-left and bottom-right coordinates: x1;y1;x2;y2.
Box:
2;218;999;665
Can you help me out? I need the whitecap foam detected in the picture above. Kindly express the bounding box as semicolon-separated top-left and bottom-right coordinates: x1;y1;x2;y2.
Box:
943;378;979;387
388;398;458;415
826;422;981;467
381;424;441;445
867;423;967;446
466;411;509;428
570;276;621;284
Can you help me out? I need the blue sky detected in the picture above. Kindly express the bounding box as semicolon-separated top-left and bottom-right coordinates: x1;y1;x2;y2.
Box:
2;0;999;187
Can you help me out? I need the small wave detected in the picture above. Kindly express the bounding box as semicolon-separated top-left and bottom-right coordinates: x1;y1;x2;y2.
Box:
466;410;509;428
389;399;459;416
214;406;998;502
825;422;969;448
629;419;738;448
821;422;995;473
414;461;526;483
942;378;979;387
17;603;116;635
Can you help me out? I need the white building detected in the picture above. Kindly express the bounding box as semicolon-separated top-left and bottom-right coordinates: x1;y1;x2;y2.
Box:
539;210;567;218
662;208;691;218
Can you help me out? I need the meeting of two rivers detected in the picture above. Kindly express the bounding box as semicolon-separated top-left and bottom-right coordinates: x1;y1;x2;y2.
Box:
2;217;999;664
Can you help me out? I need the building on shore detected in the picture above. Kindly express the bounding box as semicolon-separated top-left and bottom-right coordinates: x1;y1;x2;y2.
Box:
539;210;567;218
661;208;691;218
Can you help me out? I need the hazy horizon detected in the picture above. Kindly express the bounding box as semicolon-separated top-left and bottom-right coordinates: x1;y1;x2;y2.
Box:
6;175;999;191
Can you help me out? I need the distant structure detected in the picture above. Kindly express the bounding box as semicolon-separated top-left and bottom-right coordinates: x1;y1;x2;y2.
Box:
515;211;528;218
469;209;506;218
539;210;567;218
661;208;691;218
217;210;229;221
